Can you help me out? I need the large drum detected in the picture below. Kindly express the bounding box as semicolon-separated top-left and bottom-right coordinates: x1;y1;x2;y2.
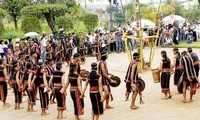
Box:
109;75;121;87
177;73;184;93
137;78;145;92
152;69;160;83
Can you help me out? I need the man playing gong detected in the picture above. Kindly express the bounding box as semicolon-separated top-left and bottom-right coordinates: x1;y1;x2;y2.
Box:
124;52;140;110
98;50;115;109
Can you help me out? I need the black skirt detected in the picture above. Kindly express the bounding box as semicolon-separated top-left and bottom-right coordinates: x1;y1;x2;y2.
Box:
90;92;103;115
55;88;66;110
39;87;49;110
174;69;182;85
161;72;171;93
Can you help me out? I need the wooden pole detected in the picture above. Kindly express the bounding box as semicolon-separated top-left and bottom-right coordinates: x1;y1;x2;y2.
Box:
149;0;162;68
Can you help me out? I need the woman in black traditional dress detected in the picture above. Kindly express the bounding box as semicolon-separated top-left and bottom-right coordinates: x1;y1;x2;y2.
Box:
81;62;103;120
63;63;84;120
49;62;66;119
11;60;22;109
172;48;182;87
65;37;74;66
159;50;172;99
34;62;50;115
23;62;36;112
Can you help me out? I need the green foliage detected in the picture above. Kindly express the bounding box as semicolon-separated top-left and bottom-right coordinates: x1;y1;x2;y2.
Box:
80;13;98;32
2;0;28;29
0;8;6;17
20;4;69;15
21;15;42;33
2;30;24;39
55;16;73;31
0;20;4;35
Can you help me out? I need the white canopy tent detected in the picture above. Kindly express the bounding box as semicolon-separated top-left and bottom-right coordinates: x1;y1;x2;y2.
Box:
162;15;185;26
130;19;156;29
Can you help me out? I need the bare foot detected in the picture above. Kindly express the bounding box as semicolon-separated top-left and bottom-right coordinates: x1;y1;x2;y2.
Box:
183;99;187;103
168;95;172;99
189;99;194;102
105;106;114;109
17;107;24;110
44;112;50;115
27;108;31;112
3;103;10;107
30;109;37;112
130;106;139;110
161;97;168;100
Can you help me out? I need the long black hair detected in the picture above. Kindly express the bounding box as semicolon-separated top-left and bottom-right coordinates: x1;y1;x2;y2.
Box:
36;62;43;77
161;50;170;64
69;63;77;73
56;62;62;70
89;63;98;81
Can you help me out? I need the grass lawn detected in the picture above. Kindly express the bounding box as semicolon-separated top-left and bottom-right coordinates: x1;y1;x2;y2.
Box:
169;40;200;48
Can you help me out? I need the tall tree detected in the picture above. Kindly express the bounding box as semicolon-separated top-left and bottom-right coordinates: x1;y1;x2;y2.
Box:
1;0;28;29
21;4;69;33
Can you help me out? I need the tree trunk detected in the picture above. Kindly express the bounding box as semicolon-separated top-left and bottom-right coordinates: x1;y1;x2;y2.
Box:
44;12;56;33
109;0;113;30
13;16;18;29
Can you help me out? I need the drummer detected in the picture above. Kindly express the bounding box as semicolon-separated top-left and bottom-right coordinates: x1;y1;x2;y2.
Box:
98;50;115;109
124;52;140;110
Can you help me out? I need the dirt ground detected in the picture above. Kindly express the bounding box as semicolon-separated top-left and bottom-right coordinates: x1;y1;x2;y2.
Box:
0;47;200;120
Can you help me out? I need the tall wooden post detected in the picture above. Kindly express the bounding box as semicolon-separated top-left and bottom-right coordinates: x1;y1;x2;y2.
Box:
135;0;143;69
110;0;113;30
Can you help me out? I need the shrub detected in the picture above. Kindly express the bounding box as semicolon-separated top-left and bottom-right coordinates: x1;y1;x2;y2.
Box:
80;13;99;32
0;20;4;36
21;15;42;33
56;16;73;31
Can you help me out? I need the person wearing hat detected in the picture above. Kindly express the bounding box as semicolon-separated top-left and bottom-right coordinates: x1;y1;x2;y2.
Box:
0;58;11;107
124;52;141;110
72;53;81;74
63;63;84;120
171;48;182;88
43;58;55;104
98;50;115;109
49;62;66;119
81;62;104;120
10;60;22;110
180;51;198;103
159;50;172;99
187;47;199;82
55;38;64;62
